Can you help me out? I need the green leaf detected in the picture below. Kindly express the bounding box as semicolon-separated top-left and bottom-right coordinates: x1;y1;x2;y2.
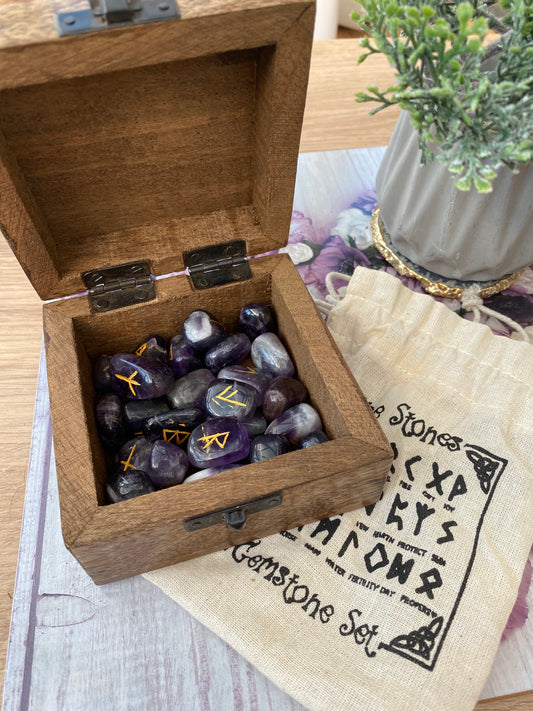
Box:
466;38;483;53
473;174;493;192
455;176;472;191
456;2;474;25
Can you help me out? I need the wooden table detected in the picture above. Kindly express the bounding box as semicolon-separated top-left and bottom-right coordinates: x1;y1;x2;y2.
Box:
0;38;531;710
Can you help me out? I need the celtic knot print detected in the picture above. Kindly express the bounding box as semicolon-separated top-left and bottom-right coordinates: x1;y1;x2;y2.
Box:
464;445;508;494
388;616;443;661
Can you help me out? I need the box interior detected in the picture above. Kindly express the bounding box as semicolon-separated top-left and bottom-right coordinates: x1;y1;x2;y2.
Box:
0;45;291;292
70;262;346;507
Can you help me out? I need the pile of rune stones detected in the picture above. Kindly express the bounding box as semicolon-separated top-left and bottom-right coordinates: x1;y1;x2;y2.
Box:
93;303;328;503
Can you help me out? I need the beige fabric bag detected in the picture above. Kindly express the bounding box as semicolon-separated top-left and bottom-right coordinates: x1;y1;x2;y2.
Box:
145;268;533;711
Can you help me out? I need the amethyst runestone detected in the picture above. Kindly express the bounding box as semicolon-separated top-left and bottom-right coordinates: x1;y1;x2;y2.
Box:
188;417;250;469
250;434;289;462
251;333;295;378
110;353;174;400
262;376;308;421
181;310;226;352
106;469;155;503
168;334;203;377
167;368;215;410
149;440;189;487
205;379;259;420
239;302;274;339
265;403;322;444
204;333;251;371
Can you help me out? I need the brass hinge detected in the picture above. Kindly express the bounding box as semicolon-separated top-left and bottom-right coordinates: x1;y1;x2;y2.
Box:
185;240;252;290
83;261;155;313
55;0;180;37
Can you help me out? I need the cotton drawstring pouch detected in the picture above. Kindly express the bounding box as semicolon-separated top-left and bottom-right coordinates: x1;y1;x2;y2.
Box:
145;267;533;711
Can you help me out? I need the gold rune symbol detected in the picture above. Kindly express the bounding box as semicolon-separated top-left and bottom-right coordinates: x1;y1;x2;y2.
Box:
198;431;230;451
163;428;190;445
120;444;137;471
136;342;148;356
214;385;246;408
235;366;256;374
114;369;141;396
169;343;173;361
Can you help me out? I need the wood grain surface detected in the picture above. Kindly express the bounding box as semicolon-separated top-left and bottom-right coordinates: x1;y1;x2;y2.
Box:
1;31;530;709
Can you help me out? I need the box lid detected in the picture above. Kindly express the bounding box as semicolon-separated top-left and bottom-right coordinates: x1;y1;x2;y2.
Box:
0;0;315;300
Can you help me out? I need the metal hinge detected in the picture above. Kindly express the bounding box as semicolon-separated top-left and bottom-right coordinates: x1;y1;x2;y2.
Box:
183;492;283;532
185;240;252;290
83;261;155;313
55;0;180;37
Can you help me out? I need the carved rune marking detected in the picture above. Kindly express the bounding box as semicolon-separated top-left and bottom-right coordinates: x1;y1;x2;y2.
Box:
234;366;256;374
198;432;230;451
115;370;141;396
120;444;137;471
136;342;148;356
214;385;246;408
168;344;173;361
163;428;190;445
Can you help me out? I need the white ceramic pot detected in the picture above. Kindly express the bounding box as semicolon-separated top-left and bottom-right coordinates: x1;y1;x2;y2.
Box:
375;110;533;284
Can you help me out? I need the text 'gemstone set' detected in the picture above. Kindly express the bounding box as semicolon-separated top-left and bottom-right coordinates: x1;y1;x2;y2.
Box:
93;303;328;503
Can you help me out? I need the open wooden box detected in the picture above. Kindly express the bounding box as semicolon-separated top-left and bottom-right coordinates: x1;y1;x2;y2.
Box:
0;0;392;584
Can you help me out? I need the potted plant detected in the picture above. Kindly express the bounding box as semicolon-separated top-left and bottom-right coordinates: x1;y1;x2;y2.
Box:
351;0;533;296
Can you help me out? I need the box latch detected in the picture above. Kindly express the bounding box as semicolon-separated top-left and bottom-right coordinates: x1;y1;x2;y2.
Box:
185;240;253;290
55;0;180;37
183;492;283;532
83;261;155;313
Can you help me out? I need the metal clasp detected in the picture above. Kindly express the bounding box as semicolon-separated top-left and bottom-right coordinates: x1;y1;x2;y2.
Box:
183;492;283;532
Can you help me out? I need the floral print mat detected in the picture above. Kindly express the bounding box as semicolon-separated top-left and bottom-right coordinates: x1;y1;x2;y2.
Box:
288;147;532;651
288;148;533;340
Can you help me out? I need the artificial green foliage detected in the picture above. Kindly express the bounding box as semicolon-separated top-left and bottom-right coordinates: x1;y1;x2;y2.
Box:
353;0;533;190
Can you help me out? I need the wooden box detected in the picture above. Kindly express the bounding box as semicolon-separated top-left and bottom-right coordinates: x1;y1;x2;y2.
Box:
0;0;393;584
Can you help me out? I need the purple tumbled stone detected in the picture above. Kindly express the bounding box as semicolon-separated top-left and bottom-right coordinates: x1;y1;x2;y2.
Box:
250;434;289;462
149;440;189;488
238;302;274;339
251;332;295;378
265;403;322;444
242;412;268;438
110;353;174;400
262;376;308;421
205;379;259;420
188;416;250;469
182;462;241;484
95;393;125;448
93;355;112;392
134;334;167;363
168;334;203;377
298;430;328;449
116;436;153;474
123;398;169;433
143;407;204;445
204;333;251;371
167;368;215;410
181;310;227;352
217;364;273;400
106;469;155;503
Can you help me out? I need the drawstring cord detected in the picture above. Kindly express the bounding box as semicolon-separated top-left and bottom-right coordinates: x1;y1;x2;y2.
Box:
461;285;531;343
313;272;351;316
314;272;531;344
